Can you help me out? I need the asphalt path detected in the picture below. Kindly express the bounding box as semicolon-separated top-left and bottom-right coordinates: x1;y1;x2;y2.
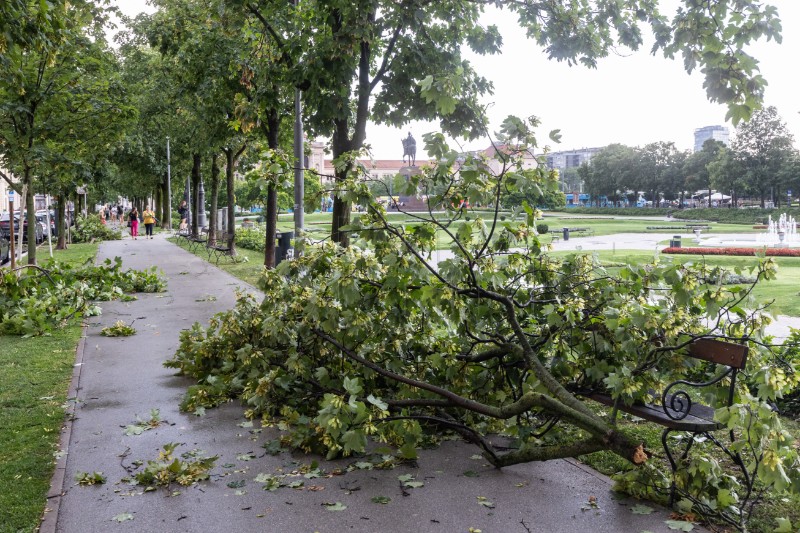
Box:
45;232;692;533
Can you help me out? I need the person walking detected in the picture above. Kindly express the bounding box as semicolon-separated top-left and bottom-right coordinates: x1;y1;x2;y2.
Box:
129;207;139;240
178;200;188;232
142;205;156;239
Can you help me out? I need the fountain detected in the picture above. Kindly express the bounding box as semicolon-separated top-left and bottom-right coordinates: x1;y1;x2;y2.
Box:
695;213;800;249
759;213;798;245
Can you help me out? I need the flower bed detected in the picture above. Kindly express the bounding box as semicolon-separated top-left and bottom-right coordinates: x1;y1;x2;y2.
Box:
662;246;800;256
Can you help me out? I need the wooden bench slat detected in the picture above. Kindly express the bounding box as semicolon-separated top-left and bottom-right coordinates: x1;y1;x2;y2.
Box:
688;338;748;369
588;392;721;432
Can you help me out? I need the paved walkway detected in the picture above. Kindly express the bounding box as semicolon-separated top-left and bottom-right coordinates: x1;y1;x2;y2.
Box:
46;233;691;533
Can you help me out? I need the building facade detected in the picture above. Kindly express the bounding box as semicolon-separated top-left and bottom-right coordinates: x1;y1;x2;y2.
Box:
545;147;602;171
693;125;730;152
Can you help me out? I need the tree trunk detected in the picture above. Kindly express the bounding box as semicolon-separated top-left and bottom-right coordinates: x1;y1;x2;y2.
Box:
225;149;237;255
209;154;220;246
160;176;169;228
191;153;201;238
263;108;279;268
25;183;38;264
56;194;67;250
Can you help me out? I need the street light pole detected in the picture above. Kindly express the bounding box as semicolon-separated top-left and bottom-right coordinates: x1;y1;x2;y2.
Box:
293;88;304;255
166;137;172;229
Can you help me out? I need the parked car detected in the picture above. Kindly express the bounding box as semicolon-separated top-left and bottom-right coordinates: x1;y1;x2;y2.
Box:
0;237;9;264
0;213;45;243
35;211;55;238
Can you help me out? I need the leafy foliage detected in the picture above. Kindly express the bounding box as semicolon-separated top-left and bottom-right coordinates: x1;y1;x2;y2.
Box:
75;471;107;486
132;443;217;488
167;121;800;527
100;320;137;337
0;257;165;336
71;214;123;243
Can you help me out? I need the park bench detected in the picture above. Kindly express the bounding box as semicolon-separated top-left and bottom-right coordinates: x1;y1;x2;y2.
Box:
185;228;209;253
572;227;594;237
582;337;752;526
550;227;594;239
206;243;232;265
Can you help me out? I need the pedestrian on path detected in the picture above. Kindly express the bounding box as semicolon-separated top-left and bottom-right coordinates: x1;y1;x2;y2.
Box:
178;200;188;231
143;206;156;239
129;207;139;240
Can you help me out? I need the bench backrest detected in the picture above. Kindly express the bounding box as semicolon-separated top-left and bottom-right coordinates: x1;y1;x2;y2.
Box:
688;338;748;369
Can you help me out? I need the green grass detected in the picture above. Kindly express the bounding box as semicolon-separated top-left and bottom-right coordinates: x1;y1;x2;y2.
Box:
550;249;800;318
542;212;761;236
169;237;267;287
0;242;97;533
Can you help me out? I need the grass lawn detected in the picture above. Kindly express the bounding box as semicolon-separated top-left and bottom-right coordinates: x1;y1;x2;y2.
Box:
168;236;267;287
542;212;760;236
0;243;97;533
550;249;800;317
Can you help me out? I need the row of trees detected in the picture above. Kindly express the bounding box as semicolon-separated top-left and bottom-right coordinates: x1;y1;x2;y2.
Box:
579;107;798;208
1;0;787;266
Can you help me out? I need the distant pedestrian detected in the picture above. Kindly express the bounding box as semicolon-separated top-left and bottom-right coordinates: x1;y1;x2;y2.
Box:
117;204;123;224
129;207;139;240
178;200;188;231
142;205;156;239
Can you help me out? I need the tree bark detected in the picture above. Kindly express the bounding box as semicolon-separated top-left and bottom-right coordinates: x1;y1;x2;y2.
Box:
191;153;201;237
25;182;36;265
209;154;220;246
263;108;279;268
56;194;67;250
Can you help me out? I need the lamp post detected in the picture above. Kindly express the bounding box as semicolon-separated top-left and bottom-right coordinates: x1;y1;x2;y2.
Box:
184;173;192;230
166;137;172;229
293;88;304;255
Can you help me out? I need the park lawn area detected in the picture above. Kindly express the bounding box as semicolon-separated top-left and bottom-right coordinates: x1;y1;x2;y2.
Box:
541;213;759;236
552;249;800;318
0;243;97;533
169;236;267;287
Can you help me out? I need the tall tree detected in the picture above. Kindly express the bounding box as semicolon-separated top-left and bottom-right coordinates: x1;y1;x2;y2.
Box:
683;139;727;206
0;3;127;263
581;144;637;207
730;106;795;207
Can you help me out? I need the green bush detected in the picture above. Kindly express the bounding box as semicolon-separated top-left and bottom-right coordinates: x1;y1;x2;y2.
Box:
235;227;266;252
536;223;549;234
72;214;122;243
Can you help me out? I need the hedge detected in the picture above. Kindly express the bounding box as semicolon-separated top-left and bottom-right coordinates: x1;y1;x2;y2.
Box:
662;246;800;257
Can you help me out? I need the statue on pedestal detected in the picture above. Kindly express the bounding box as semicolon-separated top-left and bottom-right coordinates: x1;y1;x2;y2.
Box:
401;132;416;167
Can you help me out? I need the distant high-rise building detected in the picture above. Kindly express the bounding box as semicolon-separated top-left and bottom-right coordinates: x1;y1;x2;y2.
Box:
693;125;730;152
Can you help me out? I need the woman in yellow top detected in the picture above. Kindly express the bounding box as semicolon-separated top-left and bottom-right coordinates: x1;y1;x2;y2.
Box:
142;206;157;239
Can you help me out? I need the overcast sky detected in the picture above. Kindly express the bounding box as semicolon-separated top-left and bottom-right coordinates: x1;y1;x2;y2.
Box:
115;0;799;160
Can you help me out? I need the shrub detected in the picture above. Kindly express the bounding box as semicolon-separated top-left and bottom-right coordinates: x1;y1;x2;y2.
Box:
235;227;266;252
536;223;549;234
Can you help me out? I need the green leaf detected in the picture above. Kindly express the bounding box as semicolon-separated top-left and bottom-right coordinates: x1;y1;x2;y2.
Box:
343;376;362;395
371;496;391;504
665;520;695;532
630;504;654;515
773;518;793;532
366;394;388;411
323;502;347;511
112;513;134;522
